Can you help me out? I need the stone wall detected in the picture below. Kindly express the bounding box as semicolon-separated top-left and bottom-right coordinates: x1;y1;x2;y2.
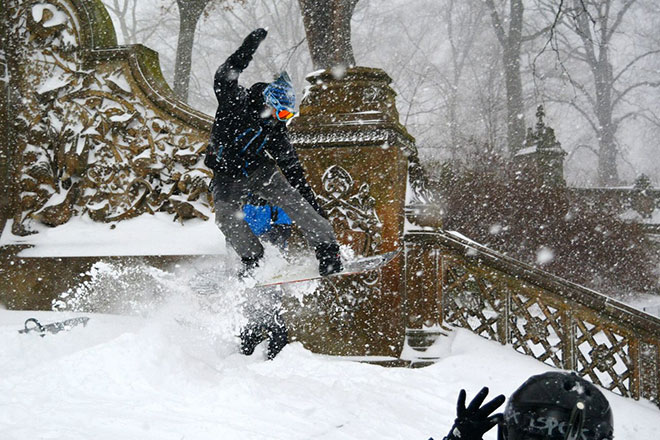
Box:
1;0;213;237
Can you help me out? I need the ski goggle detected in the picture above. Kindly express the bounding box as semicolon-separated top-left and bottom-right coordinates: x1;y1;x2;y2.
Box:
275;108;295;121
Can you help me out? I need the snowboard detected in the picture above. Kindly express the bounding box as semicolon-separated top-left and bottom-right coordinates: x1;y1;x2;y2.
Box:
255;250;400;288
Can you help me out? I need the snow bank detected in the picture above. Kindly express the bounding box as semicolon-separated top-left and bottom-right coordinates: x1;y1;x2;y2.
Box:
1;307;658;439
0;213;226;257
1;217;659;438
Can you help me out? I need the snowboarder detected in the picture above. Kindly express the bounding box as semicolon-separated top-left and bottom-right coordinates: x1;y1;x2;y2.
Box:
238;196;291;360
204;28;343;359
238;286;288;361
434;371;613;440
204;28;343;279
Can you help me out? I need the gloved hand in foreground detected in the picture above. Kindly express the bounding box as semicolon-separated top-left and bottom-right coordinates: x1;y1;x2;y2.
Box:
442;387;505;440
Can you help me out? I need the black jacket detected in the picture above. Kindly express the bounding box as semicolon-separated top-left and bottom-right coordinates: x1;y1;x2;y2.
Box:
205;30;324;215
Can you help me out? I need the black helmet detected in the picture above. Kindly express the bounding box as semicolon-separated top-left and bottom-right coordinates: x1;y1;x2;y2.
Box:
501;371;613;440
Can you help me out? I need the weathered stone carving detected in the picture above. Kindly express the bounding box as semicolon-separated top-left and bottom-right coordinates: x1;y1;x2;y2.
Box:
5;0;211;236
317;165;382;256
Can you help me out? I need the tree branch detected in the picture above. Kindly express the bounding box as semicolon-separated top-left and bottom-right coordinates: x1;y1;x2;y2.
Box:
613;110;640;126
612;49;660;83
612;80;660;108
571;2;599;68
606;0;637;41
547;97;599;133
567;143;599;161
484;0;507;46
570;77;596;108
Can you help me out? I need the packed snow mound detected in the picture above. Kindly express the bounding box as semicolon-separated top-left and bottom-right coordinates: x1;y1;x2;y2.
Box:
2;309;659;439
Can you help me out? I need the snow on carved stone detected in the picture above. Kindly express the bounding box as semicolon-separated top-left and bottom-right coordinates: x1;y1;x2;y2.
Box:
109;113;133;123
107;71;132;94
36;75;69;95
32;4;68;28
41;186;69;208
134;149;151;160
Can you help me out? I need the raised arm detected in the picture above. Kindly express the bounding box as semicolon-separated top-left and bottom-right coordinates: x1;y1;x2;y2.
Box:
214;28;268;104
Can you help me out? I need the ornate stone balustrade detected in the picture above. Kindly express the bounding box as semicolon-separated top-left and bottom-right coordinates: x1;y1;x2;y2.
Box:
404;230;660;404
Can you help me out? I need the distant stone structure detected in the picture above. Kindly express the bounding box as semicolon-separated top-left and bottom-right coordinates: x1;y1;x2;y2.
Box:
513;105;567;187
569;177;660;234
513;106;660;233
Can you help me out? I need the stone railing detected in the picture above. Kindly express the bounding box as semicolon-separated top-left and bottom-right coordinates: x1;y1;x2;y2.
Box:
404;231;660;404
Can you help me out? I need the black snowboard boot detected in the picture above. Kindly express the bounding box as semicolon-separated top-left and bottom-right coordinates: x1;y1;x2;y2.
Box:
315;242;343;276
240;326;266;356
238;253;262;280
267;320;288;360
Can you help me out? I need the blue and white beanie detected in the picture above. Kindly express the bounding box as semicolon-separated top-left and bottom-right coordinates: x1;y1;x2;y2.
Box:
263;72;295;112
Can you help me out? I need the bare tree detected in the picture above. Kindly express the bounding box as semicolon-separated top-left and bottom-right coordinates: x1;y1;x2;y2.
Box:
101;0;213;103
350;0;502;161
103;0;139;44
558;0;660;186
484;0;527;154
484;0;556;154
173;0;216;102
444;0;487;159
298;0;360;71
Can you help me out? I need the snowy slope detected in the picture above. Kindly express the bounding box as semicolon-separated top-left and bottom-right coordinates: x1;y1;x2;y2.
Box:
1;308;659;440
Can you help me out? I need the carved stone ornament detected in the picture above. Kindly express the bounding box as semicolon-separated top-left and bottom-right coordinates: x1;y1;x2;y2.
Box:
317;165;382;256
6;0;211;236
589;343;617;369
523;316;551;345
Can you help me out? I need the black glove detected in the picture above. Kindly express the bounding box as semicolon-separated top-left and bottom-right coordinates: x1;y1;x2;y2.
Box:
227;28;268;72
442;387;505;440
244;28;268;47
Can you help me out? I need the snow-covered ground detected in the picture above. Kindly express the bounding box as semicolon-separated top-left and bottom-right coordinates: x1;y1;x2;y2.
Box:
2;215;660;439
1;308;659;440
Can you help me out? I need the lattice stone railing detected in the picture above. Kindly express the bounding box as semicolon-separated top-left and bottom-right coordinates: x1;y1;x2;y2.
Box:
404;231;660;404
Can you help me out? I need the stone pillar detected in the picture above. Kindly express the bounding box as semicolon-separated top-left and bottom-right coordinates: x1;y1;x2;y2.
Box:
0;1;11;233
285;67;416;357
513;106;567;187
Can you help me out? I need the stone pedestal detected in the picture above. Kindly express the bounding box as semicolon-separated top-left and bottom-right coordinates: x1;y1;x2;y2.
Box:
285;68;416;357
